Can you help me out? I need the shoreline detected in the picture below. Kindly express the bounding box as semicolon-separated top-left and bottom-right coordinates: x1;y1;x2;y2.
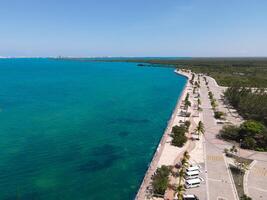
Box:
135;69;190;200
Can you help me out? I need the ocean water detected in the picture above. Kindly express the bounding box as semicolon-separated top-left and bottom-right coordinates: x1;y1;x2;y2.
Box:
0;58;186;200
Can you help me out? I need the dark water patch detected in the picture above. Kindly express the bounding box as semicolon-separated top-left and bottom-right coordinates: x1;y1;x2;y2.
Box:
109;118;150;124
4;191;40;200
118;131;130;137
78;144;123;173
90;144;120;156
56;143;82;163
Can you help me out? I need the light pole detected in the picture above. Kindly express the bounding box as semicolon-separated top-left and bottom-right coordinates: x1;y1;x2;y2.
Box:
239;139;242;157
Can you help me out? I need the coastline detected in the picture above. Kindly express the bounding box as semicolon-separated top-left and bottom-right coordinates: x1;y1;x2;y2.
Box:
135;69;190;200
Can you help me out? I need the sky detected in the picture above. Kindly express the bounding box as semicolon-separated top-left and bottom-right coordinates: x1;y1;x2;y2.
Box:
0;0;267;57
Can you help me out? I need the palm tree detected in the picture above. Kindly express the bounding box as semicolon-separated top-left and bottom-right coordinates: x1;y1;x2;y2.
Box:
195;121;205;139
177;167;186;186
197;98;201;106
197;98;201;111
178;151;190;184
176;151;190;200
183;151;190;161
184;100;191;116
176;184;185;200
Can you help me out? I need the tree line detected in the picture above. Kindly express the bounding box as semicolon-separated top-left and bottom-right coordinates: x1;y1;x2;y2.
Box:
220;86;267;151
224;87;267;126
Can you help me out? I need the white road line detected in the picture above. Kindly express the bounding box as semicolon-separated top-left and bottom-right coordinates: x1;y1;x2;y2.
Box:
203;137;210;200
208;178;222;182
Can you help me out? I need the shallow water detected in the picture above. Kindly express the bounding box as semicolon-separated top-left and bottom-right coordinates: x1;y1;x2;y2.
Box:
0;58;186;200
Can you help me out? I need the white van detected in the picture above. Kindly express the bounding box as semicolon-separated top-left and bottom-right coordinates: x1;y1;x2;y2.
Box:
183;194;199;200
186;165;201;172
185;170;199;180
185;178;201;188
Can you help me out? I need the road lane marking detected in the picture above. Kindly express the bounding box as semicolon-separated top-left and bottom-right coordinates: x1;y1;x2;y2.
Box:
207;155;223;161
208;178;222;182
251;165;267;176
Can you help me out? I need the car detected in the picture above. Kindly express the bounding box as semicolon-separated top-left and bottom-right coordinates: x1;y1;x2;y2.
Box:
185;178;201;188
186;165;201;172
185;170;200;180
183;194;199;200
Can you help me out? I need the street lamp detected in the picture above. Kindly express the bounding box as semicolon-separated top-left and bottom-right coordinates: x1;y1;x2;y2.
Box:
239;139;242;157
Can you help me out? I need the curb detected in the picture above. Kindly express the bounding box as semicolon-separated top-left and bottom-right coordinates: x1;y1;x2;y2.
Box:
244;160;257;196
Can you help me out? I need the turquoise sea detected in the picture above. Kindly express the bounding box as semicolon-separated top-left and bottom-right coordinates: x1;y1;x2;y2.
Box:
0;58;186;200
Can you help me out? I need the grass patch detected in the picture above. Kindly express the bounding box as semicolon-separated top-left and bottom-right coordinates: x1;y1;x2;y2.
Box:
229;164;245;197
229;156;253;198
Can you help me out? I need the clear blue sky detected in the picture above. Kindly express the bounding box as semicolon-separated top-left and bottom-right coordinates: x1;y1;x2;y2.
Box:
1;0;267;57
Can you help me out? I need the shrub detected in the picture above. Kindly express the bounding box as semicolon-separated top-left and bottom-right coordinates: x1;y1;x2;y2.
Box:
208;91;214;99
211;99;217;109
241;137;257;149
219;125;240;140
240;120;266;137
240;194;252;200
184;121;191;131
171;125;187;147
214;111;224;119
172;135;187;147
152;165;170;195
172;125;186;134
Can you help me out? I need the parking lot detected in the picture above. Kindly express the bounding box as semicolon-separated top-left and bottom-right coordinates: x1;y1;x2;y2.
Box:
183;163;207;200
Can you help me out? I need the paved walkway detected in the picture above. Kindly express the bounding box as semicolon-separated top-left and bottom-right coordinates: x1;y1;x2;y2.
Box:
164;72;199;200
200;77;238;200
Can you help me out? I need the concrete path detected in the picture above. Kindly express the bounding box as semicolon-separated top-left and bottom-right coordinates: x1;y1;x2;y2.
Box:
200;77;238;200
246;161;267;200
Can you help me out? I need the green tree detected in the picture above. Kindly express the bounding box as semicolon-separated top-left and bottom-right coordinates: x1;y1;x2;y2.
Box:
176;184;185;200
240;120;265;137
